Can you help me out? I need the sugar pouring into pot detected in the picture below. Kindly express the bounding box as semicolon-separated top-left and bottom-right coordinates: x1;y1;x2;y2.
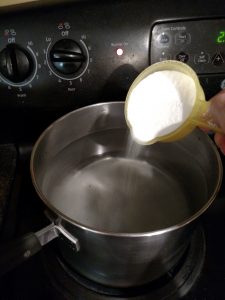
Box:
125;60;222;145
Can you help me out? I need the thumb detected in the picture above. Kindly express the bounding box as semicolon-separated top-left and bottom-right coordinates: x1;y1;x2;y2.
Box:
208;89;225;132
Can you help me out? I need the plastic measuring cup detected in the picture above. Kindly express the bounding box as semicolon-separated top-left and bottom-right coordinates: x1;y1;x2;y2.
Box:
125;60;222;144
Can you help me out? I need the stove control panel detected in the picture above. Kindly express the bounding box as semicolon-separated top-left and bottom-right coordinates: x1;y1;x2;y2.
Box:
151;19;225;75
0;1;224;113
0;2;148;110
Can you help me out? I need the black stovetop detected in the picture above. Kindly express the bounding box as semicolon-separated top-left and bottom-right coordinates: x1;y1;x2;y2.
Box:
0;143;225;300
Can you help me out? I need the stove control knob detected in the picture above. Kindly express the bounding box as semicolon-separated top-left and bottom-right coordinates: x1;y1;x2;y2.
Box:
0;44;34;83
49;39;86;75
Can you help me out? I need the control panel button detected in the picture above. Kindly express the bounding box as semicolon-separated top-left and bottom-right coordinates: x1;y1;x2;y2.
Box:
157;32;170;44
194;51;210;64
175;31;191;45
220;78;225;89
212;53;224;66
159;51;171;61
176;52;189;63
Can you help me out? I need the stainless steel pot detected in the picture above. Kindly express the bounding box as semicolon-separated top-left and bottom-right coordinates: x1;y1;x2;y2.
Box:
31;101;222;287
0;102;222;287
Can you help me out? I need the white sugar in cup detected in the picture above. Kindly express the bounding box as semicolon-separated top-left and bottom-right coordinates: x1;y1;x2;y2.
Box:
125;60;222;145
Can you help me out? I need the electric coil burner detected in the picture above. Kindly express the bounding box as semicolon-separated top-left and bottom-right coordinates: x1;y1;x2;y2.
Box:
42;226;205;300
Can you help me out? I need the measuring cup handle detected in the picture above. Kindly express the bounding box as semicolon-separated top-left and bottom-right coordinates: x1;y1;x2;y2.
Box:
192;100;223;134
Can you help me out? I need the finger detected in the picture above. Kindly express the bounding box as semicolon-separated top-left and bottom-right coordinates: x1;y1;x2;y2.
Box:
214;133;225;155
208;90;225;132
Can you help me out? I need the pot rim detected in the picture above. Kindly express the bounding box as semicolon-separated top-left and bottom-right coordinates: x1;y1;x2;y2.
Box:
30;101;223;238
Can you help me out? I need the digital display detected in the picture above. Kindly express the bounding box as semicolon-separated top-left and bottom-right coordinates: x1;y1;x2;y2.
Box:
216;31;225;43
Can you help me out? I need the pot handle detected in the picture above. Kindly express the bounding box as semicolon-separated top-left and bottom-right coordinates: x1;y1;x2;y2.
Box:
35;221;80;251
0;222;79;277
0;232;42;277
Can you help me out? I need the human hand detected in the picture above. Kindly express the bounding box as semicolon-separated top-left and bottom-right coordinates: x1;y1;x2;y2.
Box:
208;89;225;154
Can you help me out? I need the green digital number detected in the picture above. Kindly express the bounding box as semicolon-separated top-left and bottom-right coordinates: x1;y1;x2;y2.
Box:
217;31;225;43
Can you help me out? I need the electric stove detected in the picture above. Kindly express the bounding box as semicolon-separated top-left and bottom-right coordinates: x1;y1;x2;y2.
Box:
0;0;225;299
